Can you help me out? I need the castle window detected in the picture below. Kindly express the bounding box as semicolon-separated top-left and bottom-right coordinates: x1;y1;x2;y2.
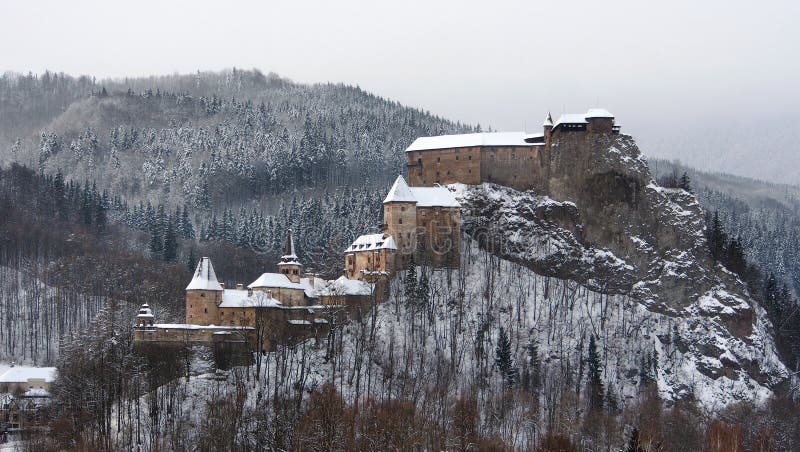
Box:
437;157;440;163
436;171;440;176
456;156;459;160
468;169;472;174
204;308;207;313
201;293;205;297
468;155;472;160
399;218;403;224
401;206;405;212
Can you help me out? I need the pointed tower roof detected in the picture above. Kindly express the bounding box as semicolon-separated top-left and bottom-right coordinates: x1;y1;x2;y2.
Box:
186;257;223;291
278;229;302;266
543;112;553;127
383;175;417;204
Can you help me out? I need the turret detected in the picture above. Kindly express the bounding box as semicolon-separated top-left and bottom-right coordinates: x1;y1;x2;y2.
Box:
543;112;553;142
277;229;303;283
185;257;223;325
135;303;154;327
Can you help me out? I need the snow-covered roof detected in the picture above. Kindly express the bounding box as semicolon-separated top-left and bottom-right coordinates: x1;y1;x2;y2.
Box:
303;275;374;297
553;109;615;128
409;186;461;208
585;108;614;119
219;289;282;308
330;276;374;296
248;272;304;290
186;257;223;291
405;132;533;152
136;304;154;318
346;233;397;252
383;175;416;203
0;366;57;383
383;175;460;207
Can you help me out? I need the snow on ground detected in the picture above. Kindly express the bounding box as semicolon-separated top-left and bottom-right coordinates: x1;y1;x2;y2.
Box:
114;235;788;448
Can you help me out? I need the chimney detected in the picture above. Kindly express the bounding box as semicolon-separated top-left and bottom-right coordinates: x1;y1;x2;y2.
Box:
247;288;253;297
308;273;315;286
220;282;226;289
236;283;244;290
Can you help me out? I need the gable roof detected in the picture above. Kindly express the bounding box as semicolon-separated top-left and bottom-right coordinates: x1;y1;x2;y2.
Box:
219;289;282;308
409;186;461;207
405;132;533;152
186;257;224;291
248;272;304;290
383;175;460;208
346;233;397;252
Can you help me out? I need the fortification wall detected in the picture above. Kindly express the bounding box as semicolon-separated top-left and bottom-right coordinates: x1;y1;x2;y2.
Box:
407;147;481;187
416;206;460;267
405;145;548;192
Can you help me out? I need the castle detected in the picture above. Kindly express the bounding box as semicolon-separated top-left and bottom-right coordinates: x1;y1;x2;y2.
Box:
134;108;620;354
134;231;377;353
405;108;619;193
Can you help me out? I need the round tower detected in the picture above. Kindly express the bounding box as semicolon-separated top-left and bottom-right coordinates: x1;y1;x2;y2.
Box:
185;257;224;325
277;229;303;283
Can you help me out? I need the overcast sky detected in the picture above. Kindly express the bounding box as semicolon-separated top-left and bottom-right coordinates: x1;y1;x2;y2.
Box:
2;0;799;175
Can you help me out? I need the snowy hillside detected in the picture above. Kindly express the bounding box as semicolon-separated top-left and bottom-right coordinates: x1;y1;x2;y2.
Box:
110;237;788;449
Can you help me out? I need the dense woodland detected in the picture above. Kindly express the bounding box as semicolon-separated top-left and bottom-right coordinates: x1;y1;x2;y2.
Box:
2;71;800;450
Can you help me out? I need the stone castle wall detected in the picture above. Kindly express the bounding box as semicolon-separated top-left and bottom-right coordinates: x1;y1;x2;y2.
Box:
345;248;395;280
186;290;222;325
407;145;548;192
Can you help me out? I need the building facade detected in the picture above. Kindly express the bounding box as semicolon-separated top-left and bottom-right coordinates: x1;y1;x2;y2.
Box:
382;175;461;269
404;109;620;195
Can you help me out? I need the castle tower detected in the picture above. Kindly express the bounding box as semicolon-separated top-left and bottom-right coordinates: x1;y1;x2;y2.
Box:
383;175;418;266
135;303;154;327
186;257;223;325
277;229;303;283
543;112;553;143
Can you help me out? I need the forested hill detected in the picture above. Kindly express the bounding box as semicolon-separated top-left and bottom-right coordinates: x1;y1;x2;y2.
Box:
650;159;800;297
0;69;473;209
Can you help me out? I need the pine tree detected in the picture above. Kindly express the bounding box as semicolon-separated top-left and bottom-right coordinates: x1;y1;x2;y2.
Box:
586;335;604;412
526;337;542;393
679;172;692;192
495;327;516;388
163;219;178;262
404;256;418;304
416;269;430;307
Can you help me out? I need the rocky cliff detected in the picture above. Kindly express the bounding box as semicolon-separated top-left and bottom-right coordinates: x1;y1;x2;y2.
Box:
456;133;790;401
